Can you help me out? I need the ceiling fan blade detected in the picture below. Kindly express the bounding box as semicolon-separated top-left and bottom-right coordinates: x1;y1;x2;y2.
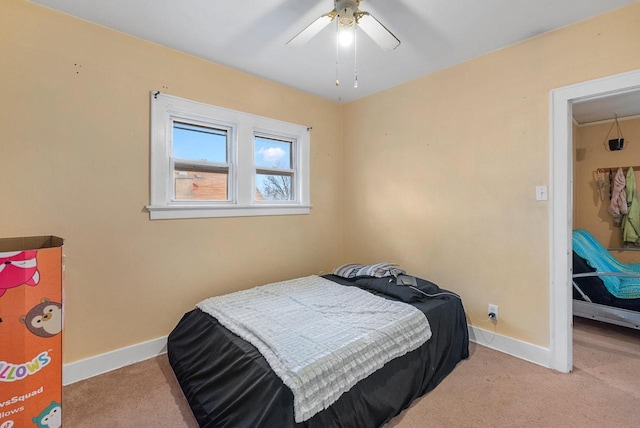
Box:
356;11;400;51
286;11;336;48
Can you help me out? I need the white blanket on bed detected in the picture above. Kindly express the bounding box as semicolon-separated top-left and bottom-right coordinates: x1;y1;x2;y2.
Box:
196;275;432;423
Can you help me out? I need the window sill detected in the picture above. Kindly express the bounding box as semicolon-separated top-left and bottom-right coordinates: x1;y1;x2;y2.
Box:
146;204;312;220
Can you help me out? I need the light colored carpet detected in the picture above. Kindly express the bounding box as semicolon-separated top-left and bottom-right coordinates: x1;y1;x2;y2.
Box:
63;352;199;428
389;317;640;427
63;317;640;427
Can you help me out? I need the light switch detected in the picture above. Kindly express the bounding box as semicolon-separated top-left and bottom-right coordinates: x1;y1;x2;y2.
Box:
536;185;548;201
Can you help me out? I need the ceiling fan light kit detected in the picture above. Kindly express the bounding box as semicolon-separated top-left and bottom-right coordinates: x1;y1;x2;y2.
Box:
338;22;355;47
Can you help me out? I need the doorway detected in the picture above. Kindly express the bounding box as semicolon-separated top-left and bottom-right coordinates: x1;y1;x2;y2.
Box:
550;68;640;372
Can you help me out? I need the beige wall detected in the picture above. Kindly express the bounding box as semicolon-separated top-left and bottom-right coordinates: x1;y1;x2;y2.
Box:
574;117;640;264
342;3;640;347
1;0;344;362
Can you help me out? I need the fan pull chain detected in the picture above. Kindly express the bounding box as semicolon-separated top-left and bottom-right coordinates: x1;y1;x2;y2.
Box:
353;26;358;88
335;21;340;86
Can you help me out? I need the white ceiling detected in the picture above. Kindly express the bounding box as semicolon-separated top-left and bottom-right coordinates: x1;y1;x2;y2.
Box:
29;0;638;109
573;90;640;125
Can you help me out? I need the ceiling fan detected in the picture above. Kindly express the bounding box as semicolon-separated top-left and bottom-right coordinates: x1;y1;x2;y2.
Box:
287;0;401;51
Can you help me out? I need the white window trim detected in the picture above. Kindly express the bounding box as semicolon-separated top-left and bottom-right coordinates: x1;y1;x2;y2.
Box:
147;92;311;219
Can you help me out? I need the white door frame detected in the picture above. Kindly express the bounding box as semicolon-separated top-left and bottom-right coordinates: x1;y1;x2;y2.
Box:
549;69;640;372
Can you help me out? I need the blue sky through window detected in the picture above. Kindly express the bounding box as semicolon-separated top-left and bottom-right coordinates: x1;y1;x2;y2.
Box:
254;137;291;169
173;122;227;162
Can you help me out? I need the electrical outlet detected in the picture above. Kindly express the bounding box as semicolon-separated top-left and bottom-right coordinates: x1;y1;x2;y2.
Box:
488;304;499;321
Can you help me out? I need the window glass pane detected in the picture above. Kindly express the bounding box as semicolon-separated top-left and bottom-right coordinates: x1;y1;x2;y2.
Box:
174;167;228;201
173;122;227;163
256;173;292;201
254;137;292;169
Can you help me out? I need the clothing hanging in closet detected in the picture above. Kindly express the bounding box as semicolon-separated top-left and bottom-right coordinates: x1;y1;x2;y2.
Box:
608;167;628;226
622;167;640;245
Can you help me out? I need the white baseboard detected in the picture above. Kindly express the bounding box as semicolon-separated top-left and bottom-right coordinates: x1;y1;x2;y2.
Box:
63;336;167;385
63;327;551;386
468;325;551;368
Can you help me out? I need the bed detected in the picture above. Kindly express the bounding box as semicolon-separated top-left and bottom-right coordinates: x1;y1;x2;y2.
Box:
572;229;640;330
167;267;469;428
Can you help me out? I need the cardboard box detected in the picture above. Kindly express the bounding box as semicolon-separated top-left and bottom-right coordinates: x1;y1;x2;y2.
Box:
0;236;64;428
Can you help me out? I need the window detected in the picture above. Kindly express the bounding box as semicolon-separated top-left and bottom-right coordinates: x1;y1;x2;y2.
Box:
148;93;310;219
173;122;230;201
255;135;294;202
